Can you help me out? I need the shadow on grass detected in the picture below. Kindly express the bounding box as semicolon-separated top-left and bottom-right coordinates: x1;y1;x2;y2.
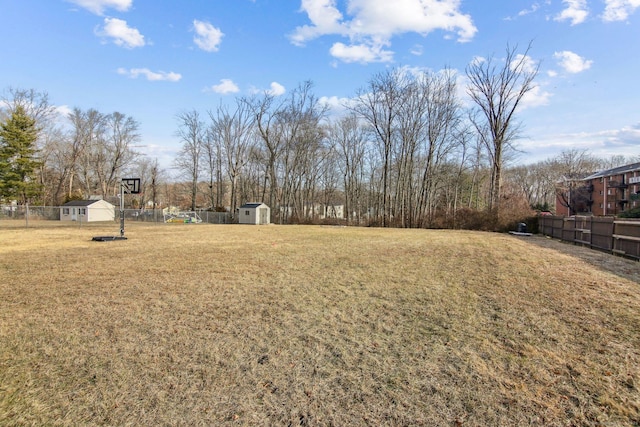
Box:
511;233;640;284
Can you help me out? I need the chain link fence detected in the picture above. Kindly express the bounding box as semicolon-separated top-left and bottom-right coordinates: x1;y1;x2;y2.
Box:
0;205;233;225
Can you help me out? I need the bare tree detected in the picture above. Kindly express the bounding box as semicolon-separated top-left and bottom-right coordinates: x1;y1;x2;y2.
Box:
94;112;140;198
349;68;462;227
1;87;57;130
445;127;476;226
277;82;327;222
393;73;425;227
245;81;326;223
245;93;284;214
413;68;462;227
598;154;637;170
201;126;224;210
148;158;163;211
37;126;66;205
238;144;266;205
48;110;87;202
174;110;205;211
66;109;140;200
209;101;255;217
129;156;164;211
466;43;539;212
551;149;600;215
72;108;107;197
351;69;404;226
506;160;560;211
330;113;368;225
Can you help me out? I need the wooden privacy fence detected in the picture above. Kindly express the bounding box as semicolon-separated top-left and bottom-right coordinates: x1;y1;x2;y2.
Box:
539;216;640;260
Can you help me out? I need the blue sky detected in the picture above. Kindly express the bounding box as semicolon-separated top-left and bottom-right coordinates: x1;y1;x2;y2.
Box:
2;0;639;169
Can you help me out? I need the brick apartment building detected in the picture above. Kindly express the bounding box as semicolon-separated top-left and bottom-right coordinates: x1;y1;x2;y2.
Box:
556;162;640;216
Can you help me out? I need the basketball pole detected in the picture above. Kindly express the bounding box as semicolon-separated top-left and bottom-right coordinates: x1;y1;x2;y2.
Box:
120;180;125;237
92;177;139;242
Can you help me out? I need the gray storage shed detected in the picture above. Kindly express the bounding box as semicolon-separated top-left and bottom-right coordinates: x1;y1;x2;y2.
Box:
238;203;270;225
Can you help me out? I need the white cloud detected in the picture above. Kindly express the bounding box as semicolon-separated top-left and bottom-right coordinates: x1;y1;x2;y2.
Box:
66;0;131;15
470;55;486;66
521;124;640;161
503;2;543;21
520;85;552;109
518;3;541;16
97;18;145;49
290;0;345;45
267;82;286;96
55;105;73;119
555;0;589;25
554;51;593;73
193;20;224;52
329;42;394;63
250;82;286;96
209;79;240;94
410;44;424;56
319;95;352;111
606;123;640;145
290;0;477;64
603;0;640;21
348;0;477;42
117;68;182;82
510;54;538;74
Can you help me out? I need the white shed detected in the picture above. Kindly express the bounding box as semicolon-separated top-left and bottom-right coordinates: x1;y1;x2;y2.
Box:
238;203;270;225
60;200;115;222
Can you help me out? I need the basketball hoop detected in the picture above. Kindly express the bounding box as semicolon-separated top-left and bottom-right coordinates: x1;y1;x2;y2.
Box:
92;177;141;241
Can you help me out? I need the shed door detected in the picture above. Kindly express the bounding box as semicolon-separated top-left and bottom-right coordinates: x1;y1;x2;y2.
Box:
71;208;77;221
259;208;268;224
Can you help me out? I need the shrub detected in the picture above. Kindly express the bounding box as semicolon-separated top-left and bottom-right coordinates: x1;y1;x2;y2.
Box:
618;207;640;218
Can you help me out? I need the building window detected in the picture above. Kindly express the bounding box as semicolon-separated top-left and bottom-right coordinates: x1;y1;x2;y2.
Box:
79;208;86;215
599;190;603;195
63;208;69;215
245;210;250;215
599;203;603;208
607;203;611;209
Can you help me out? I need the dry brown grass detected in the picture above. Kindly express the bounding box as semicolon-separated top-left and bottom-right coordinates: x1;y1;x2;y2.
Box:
0;221;639;426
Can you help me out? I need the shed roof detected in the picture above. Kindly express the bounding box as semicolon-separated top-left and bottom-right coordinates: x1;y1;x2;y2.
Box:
62;200;111;207
240;203;267;209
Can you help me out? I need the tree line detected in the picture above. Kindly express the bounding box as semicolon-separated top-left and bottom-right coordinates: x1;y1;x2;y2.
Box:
0;87;163;210
1;45;637;228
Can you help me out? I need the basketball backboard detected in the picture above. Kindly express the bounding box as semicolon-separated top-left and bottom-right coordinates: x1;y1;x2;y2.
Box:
122;178;141;194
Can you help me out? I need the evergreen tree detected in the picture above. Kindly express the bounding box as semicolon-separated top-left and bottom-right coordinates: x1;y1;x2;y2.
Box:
0;105;42;204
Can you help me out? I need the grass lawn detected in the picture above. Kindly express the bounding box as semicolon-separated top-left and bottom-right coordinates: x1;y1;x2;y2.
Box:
0;221;639;426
